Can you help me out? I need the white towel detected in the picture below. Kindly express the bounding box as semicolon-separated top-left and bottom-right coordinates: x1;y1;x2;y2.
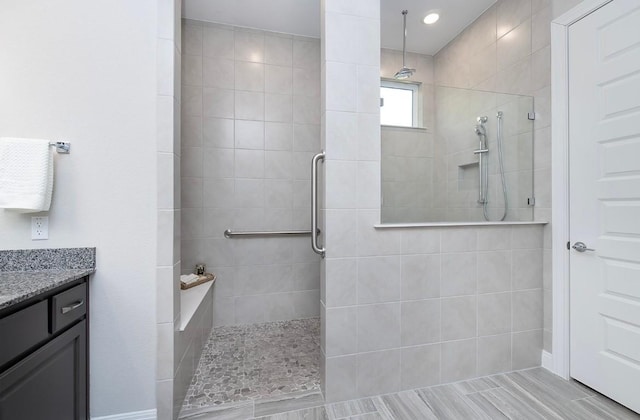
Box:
180;274;200;285
0;137;54;212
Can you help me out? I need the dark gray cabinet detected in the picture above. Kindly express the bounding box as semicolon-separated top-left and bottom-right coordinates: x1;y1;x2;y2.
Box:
0;279;89;420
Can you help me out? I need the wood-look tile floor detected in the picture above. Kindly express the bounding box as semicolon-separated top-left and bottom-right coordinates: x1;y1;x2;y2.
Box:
181;367;640;419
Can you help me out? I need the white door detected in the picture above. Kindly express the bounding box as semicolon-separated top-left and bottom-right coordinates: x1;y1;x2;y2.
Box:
569;0;640;413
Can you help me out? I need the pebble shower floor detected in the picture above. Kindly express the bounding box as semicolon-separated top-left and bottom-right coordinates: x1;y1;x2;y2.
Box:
180;318;321;413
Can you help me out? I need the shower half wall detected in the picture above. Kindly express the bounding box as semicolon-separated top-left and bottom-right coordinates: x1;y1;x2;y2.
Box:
180;19;322;326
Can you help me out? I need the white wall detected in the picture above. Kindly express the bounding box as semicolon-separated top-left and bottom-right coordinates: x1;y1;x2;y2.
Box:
0;1;158;416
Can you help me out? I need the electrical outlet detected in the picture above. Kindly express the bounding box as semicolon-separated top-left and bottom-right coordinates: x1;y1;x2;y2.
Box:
31;216;49;240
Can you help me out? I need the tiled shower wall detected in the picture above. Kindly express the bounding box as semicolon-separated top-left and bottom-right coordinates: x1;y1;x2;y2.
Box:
156;0;184;418
380;49;435;223
433;86;535;222
320;0;545;403
433;0;553;352
180;19;321;326
380;125;433;222
380;49;435;127
157;7;219;420
321;224;545;403
379;47;535;223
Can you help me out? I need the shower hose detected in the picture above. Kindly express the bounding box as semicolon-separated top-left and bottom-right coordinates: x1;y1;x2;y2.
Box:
483;111;508;221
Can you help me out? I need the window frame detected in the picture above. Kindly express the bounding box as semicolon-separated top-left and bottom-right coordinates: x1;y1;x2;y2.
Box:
380;78;421;128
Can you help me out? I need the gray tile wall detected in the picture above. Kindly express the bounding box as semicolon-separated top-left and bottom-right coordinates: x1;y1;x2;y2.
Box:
180;19;321;326
433;0;553;353
432;86;535;221
380;48;536;223
380;49;435;223
156;1;183;418
321;0;546;403
321;225;544;402
175;290;214;416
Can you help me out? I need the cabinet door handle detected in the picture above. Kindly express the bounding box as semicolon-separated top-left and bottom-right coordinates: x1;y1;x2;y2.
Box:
61;300;84;314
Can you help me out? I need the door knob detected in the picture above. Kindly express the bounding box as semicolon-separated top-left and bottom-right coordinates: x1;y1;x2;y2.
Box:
572;241;595;252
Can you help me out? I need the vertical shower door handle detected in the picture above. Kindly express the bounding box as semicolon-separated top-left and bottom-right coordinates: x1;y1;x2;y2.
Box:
311;151;325;258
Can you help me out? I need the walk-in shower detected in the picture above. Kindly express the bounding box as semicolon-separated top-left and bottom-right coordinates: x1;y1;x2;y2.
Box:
381;85;534;224
474;111;508;221
178;17;322;418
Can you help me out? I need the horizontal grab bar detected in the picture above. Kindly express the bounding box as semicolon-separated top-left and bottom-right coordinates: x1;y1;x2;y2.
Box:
224;229;321;239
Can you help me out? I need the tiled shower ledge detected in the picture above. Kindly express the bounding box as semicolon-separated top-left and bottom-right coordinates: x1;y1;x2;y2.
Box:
179;280;214;331
375;221;548;228
381;124;429;131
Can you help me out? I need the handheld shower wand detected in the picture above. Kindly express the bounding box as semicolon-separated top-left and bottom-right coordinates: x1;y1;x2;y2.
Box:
473;116;489;205
474;113;508;221
491;111;508;221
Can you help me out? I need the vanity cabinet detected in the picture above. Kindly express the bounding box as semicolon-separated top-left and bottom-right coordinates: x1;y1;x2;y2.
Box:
0;278;89;420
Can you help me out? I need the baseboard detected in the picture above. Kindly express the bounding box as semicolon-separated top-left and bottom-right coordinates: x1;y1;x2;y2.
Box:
92;409;157;420
541;350;553;372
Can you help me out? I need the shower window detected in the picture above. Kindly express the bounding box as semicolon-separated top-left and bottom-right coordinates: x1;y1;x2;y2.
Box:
380;80;419;127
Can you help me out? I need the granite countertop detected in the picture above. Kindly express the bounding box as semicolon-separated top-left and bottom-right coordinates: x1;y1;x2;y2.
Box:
0;247;96;311
0;268;95;311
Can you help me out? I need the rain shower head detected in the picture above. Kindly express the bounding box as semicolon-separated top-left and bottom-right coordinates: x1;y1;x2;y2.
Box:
394;66;415;80
394;10;415;80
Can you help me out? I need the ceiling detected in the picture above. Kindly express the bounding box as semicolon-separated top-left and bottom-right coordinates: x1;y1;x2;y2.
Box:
182;0;321;38
182;0;496;56
380;0;496;55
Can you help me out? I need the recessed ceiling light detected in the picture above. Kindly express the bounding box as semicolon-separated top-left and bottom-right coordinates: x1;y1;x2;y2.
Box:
423;13;440;24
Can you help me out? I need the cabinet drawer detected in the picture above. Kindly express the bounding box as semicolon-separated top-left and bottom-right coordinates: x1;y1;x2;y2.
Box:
0;300;49;367
51;283;86;333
